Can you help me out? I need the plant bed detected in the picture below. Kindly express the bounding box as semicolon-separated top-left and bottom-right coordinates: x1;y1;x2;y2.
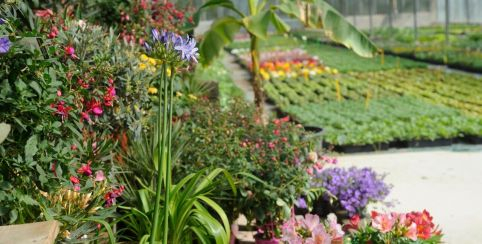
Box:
460;135;482;144
408;138;453;148
332;142;389;154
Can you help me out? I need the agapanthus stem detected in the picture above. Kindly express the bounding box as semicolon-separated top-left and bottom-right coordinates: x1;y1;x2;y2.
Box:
162;66;175;244
151;62;170;243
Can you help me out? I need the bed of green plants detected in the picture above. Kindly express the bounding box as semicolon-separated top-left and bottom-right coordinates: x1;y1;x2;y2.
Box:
367;24;482;72
263;68;482;145
230;35;426;72
282;97;482;146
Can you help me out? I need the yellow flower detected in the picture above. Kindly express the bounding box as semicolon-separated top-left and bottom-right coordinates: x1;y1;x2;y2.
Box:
332;68;339;75
156;59;163;65
260;70;270;80
140;54;149;62
176;91;184;97
188;94;198;100
149;67;157;73
167;68;172;77
148;58;157;66
148;87;158;94
139;63;147;70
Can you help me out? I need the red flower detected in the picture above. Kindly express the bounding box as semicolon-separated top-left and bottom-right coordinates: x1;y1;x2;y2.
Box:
70;175;80;184
343;214;361;231
48;26;59;39
77;163;92;176
406;210;435;240
64;46;78;59
51;101;72;121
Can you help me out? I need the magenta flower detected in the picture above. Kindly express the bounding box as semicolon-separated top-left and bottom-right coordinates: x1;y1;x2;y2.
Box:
77;163;92;176
70;175;80;185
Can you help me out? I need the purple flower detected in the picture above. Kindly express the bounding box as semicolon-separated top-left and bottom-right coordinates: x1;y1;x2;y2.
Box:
143;42;151;53
295;197;308;209
174;36;198;63
151;29;161;43
312;167;390;216
0;37;11;54
0;18;5;25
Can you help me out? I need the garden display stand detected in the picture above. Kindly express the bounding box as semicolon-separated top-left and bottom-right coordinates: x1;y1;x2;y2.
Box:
0;220;60;244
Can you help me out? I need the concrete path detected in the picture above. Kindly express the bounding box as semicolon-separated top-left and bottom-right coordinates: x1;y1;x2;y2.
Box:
221;52;277;120
338;146;482;244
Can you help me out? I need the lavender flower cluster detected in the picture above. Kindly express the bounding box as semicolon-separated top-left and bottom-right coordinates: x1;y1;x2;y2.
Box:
312;167;390;216
144;29;198;63
0;18;11;54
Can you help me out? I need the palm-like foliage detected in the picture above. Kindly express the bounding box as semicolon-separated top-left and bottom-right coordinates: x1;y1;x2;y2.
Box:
198;0;378;110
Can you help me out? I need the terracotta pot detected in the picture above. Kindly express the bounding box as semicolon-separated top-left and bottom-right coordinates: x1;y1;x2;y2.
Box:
254;237;280;244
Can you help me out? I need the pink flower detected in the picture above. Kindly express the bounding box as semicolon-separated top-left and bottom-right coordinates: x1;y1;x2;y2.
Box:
77;163;92;176
48;26;59;39
301;214;320;232
81;111;90;121
57;90;62;97
92;105;103;115
306;167;314;176
326;213;344;239
268;142;275;149
35;9;54;19
371;211;396;233
306;225;332;244
73;185;80;191
64;46;78;59
94;170;105;181
405;222;418;241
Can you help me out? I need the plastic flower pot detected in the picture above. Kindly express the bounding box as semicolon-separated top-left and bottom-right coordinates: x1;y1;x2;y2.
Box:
254;236;280;244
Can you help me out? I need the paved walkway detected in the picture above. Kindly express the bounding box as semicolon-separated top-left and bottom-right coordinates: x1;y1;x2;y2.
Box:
338;146;482;244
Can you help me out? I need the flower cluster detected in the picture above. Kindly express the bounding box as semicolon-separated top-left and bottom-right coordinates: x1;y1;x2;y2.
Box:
312;167;390;216
144;29;198;64
282;213;344;243
346;210;442;242
104;185;125;207
0;18;10;54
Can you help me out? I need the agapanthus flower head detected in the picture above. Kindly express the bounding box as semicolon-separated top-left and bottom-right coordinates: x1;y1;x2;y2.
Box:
0;37;11;54
146;29;198;64
174;36;198;63
0;18;5;25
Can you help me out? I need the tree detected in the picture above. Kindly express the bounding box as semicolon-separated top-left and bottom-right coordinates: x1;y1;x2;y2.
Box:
198;0;378;112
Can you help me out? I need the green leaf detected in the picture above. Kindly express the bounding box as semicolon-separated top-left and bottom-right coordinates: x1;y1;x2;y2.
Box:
200;0;245;17
200;16;241;65
312;0;378;57
0;123;11;144
243;10;271;39
29;81;42;96
277;1;301;19
269;11;290;33
25;135;38;162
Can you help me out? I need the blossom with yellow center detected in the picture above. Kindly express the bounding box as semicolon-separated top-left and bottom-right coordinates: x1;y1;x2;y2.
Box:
139;63;147;70
148;87;158;94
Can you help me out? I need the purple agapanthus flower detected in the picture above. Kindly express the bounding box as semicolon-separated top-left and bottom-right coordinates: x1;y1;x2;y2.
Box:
143;42;151;53
174;36;198;63
0;18;5;25
151;29;161;43
0;37;11;54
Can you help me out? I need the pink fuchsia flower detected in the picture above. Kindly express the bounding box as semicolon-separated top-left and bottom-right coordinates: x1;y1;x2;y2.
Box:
306;167;314;176
371;211;396;233
91;103;103;115
80;111;90;121
57;90;62;97
73;185;80;191
35;9;54;19
104;185;125;207
48;26;59;39
51;101;72;121
268;142;275;149
94;170;105;181
77;163;92;176
64;46;78;59
70;175;80;185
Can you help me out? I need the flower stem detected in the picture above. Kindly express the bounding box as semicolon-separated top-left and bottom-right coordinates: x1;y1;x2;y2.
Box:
151;62;169;243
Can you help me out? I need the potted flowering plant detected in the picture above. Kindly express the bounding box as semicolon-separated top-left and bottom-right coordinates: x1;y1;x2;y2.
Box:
281;213;344;244
344;210;443;243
